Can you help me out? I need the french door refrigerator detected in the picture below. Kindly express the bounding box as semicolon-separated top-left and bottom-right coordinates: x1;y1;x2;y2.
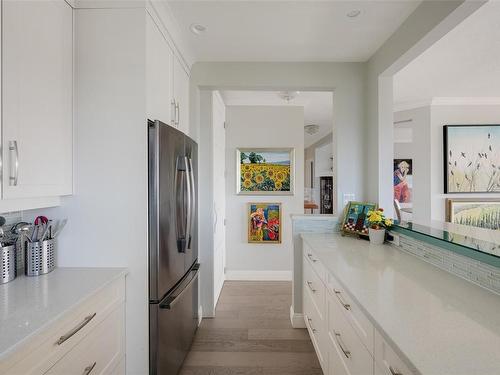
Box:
148;120;199;375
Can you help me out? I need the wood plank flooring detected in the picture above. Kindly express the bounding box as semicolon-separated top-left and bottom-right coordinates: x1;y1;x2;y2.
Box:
180;281;322;375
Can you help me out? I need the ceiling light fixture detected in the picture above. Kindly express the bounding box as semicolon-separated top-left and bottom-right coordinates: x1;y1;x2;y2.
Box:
304;124;320;135
278;91;299;103
190;23;206;35
346;9;361;18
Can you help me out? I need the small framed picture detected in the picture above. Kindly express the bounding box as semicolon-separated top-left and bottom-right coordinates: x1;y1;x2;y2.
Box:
446;198;500;230
341;201;377;236
248;202;282;244
237;148;294;195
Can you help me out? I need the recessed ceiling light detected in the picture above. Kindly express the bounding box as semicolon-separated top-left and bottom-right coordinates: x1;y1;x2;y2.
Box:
346;10;361;18
277;91;300;103
304;124;320;135
190;23;206;35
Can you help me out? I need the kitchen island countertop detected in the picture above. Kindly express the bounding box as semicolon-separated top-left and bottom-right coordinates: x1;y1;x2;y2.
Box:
301;233;500;375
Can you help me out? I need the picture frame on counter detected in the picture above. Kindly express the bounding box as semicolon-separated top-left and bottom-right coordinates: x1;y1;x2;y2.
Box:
341;201;377;237
237;148;295;195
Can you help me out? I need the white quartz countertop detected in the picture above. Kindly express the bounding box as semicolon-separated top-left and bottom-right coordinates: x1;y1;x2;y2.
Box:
301;233;500;375
0;267;127;360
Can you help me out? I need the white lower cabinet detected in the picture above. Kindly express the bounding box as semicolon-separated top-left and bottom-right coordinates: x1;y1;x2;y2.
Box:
0;278;125;375
302;239;415;375
327;289;373;375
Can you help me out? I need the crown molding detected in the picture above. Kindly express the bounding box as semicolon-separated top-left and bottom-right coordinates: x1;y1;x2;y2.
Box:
431;97;500;106
393;99;432;112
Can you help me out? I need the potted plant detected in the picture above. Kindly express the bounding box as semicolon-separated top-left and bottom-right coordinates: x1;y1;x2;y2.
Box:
366;208;393;245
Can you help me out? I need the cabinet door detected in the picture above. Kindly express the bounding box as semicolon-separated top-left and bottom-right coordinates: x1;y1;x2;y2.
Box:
146;13;173;126
173;56;190;135
2;0;73;199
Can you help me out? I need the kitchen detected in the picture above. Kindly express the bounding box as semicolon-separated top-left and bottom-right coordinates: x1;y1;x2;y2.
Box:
0;1;500;375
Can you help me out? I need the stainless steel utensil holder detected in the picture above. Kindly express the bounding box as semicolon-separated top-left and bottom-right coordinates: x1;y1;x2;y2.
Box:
1;244;17;284
25;239;56;276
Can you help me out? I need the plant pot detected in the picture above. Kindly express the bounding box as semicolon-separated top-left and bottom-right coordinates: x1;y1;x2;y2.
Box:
369;227;385;245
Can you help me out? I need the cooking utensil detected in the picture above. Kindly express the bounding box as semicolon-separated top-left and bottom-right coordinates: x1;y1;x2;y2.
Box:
52;219;67;238
40;222;52;242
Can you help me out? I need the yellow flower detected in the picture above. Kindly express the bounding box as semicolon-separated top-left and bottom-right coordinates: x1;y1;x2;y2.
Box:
255;174;264;184
384;219;393;227
276;172;285;181
243;179;253;188
275;181;283;190
243;171;252;180
267;169;275;178
243;164;251;171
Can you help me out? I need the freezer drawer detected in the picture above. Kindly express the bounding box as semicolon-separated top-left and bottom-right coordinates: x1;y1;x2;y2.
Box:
150;264;199;375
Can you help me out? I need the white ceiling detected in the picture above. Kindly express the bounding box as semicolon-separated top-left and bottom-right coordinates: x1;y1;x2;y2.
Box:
394;1;500;106
220;90;333;147
167;1;420;62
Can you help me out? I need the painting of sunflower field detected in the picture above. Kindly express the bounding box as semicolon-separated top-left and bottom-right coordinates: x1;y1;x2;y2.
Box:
237;148;294;195
248;203;282;243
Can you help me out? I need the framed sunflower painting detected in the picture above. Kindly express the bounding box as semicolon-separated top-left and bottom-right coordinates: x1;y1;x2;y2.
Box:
237;148;295;195
248;203;282;243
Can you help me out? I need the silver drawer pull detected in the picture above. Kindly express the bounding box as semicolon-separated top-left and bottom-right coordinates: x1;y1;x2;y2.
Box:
334;289;351;310
306;281;316;293
56;313;96;345
307;253;317;262
389;366;403;375
83;362;97;375
307;317;317;333
334;331;351;359
82;362;97;375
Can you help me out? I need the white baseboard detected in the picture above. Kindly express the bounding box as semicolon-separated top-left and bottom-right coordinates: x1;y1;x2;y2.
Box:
198;305;203;325
290;305;306;328
225;270;292;281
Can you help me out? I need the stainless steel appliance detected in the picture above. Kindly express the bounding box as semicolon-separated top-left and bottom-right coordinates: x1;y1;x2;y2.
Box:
148;120;199;375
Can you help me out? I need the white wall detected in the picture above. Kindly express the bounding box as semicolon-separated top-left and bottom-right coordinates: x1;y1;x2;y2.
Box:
430;104;500;220
55;9;149;374
394;104;500;223
190;62;365;215
394;107;431;222
225;106;304;279
366;1;483;216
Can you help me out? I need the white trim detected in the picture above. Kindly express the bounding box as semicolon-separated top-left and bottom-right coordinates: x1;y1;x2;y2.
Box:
225;270;292;281
394;99;432;112
431;97;500;106
290;305;306;328
0;196;61;214
198;305;203;325
395;97;500;112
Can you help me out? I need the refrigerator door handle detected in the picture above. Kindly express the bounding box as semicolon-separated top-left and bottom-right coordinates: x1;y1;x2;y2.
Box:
175;157;190;253
187;157;196;249
184;156;192;253
159;264;199;309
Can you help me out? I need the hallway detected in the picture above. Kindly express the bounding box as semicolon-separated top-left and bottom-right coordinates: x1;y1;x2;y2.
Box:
180;281;322;375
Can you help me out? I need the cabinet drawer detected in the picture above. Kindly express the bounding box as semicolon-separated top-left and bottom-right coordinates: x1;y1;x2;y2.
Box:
45;305;124;375
327;272;374;354
328;290;373;375
303;241;326;282
374;330;415;375
2;278;125;375
304;289;327;373
303;255;326;320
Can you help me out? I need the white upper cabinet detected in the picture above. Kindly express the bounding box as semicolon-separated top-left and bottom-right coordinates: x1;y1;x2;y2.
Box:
173;55;190;135
146;12;173;126
2;0;73;199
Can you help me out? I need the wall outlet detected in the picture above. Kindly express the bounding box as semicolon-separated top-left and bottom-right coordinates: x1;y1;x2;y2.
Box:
342;193;355;206
387;231;400;246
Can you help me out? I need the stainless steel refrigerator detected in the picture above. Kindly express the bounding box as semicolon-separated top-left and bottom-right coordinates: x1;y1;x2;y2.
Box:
148;120;199;375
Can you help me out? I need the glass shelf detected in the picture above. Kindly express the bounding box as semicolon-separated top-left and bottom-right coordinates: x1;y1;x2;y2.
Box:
393;220;500;268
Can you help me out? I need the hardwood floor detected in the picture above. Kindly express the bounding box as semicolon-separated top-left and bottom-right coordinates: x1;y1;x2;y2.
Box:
180;281;322;375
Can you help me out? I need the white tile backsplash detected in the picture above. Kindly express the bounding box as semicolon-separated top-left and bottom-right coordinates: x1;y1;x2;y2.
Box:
396;234;500;295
